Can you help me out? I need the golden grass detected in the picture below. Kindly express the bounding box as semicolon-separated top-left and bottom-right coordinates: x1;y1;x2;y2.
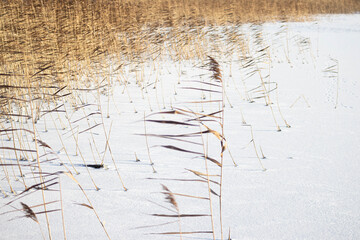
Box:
0;0;358;115
1;0;359;72
1;0;359;117
0;1;358;238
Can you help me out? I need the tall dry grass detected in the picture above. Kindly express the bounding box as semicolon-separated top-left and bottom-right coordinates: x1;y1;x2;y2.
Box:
0;0;358;239
1;0;359;115
1;0;359;91
0;0;358;118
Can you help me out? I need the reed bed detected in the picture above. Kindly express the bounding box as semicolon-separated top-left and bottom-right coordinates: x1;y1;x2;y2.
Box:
1;0;358;119
1;1;359;83
0;0;359;239
1;0;359;73
1;0;358;118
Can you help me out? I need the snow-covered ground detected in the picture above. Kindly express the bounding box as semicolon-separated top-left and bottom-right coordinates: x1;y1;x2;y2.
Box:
1;14;359;240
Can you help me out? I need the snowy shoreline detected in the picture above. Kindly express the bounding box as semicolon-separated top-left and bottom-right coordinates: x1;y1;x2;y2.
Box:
1;14;359;240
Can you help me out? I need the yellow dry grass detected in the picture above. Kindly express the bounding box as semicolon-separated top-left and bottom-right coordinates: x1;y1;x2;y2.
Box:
0;0;359;115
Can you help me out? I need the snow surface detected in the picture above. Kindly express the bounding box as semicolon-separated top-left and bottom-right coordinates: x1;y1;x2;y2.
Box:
1;14;360;240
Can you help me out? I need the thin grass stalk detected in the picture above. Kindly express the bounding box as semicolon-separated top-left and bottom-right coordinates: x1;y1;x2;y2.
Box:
208;56;225;240
100;121;127;191
144;112;156;173
276;88;290;128
290;95;302;108
219;65;225;240
62;103;81;156
64;172;111;240
78;147;100;191
0;155;15;194
249;125;266;171
226;145;238;167
89;141;98;165
0;183;8;197
50;113;79;175
260;146;266;159
29;95;52;240
59;175;67;240
255;63;281;131
9;113;27;188
199;126;216;240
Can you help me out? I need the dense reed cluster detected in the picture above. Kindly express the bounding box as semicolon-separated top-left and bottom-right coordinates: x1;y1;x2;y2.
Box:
1;0;358;116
